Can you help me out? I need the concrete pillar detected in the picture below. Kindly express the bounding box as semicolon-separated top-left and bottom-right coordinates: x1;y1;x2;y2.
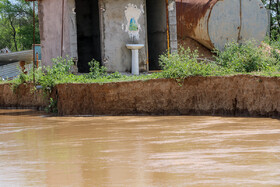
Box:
66;0;78;60
168;0;178;53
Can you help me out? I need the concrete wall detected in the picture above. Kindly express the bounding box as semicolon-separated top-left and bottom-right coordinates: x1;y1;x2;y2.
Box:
100;0;147;72
38;0;77;67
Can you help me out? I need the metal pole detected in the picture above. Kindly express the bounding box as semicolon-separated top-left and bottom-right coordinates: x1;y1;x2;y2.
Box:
165;0;170;55
33;1;36;83
61;0;65;57
180;0;183;39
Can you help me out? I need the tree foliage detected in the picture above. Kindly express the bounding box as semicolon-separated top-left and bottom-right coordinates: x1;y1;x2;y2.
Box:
262;0;280;39
0;0;40;51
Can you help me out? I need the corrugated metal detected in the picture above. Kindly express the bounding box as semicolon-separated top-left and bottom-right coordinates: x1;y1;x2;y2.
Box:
0;62;32;80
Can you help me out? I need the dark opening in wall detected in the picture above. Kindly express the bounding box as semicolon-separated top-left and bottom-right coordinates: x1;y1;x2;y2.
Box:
146;0;168;70
75;0;101;73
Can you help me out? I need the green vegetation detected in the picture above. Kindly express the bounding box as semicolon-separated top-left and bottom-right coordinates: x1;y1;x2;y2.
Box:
215;41;280;74
5;40;280;90
159;41;280;80
8;56;161;94
0;0;40;51
159;47;227;80
261;0;280;41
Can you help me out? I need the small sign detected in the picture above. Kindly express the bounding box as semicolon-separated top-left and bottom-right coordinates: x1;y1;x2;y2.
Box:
33;44;41;61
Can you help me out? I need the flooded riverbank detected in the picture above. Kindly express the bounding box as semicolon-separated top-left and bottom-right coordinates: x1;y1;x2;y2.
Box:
0;109;280;186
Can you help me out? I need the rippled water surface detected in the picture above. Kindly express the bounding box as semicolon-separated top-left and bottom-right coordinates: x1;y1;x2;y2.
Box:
0;109;280;186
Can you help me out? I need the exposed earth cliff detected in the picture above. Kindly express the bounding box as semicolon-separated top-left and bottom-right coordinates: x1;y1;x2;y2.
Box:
0;75;279;118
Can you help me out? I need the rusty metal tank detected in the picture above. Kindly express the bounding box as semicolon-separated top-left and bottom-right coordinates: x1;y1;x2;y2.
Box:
176;0;269;50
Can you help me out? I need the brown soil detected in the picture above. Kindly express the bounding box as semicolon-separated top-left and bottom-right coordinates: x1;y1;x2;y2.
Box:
1;75;280;118
0;84;47;109
55;75;280;117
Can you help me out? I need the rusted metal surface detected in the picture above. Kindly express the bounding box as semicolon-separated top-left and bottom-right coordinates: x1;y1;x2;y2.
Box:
176;0;218;49
165;0;170;54
33;1;36;83
176;0;269;50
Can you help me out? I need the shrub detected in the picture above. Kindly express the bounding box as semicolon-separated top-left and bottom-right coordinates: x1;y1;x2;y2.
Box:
265;36;280;62
268;33;280;50
159;47;223;79
37;56;74;92
215;41;279;73
86;59;108;79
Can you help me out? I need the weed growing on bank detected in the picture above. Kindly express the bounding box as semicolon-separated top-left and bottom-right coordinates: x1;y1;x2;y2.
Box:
159;47;228;79
265;34;280;50
159;40;280;79
214;41;280;73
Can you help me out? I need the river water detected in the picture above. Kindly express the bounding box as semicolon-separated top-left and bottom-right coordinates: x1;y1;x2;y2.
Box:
0;109;280;186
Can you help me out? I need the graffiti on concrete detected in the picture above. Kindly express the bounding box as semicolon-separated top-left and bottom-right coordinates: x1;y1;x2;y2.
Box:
129;18;138;31
124;3;143;40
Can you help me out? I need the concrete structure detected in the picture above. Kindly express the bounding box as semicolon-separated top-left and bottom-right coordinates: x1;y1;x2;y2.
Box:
38;0;177;73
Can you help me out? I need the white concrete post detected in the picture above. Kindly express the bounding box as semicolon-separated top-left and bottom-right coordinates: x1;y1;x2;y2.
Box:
131;49;139;75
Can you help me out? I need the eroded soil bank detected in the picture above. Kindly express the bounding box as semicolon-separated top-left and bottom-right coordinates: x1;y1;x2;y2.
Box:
0;84;47;109
0;75;280;117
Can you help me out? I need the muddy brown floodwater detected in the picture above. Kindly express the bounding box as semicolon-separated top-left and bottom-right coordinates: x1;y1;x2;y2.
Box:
0;109;280;186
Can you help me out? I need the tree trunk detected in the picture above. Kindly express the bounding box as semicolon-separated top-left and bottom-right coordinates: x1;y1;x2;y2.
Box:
9;17;18;51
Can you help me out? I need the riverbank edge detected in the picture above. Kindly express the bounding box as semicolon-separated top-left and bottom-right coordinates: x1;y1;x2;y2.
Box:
0;75;280;118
